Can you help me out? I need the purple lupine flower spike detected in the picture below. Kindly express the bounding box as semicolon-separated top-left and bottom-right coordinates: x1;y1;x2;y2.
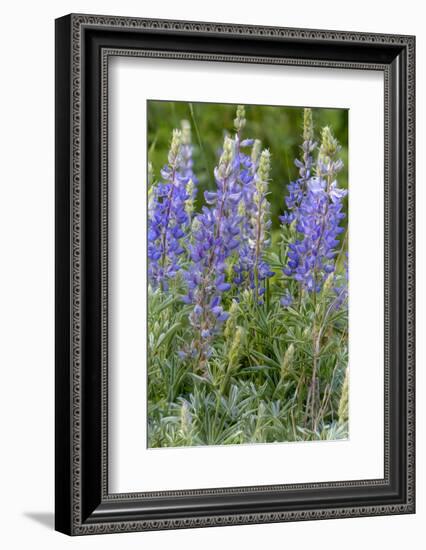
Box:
178;121;199;225
238;138;260;239
231;108;268;292
235;149;274;300
179;119;198;205
282;118;347;295
233;106;256;223
147;129;190;289
280;108;317;226
182;135;241;371
252;150;274;294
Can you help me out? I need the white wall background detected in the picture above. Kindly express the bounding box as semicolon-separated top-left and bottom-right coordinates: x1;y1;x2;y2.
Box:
0;0;422;548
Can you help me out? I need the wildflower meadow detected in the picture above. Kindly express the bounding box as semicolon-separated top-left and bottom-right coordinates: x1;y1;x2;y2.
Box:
147;101;349;448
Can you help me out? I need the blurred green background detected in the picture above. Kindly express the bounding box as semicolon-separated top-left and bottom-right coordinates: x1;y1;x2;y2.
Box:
147;101;348;229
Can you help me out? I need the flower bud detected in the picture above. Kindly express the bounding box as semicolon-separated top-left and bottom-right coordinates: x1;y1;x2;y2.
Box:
168;129;182;166
258;149;271;186
218;136;234;178
185;178;195;217
281;343;295;379
224;300;239;340
322;272;334;295
303;108;314;142
251;139;262;167
180;400;192;434
181;119;191;145
228;326;244;367
234;105;246;133
319;126;340;160
338;368;349;424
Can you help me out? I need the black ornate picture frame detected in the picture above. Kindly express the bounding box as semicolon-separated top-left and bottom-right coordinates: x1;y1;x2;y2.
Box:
55;13;415;535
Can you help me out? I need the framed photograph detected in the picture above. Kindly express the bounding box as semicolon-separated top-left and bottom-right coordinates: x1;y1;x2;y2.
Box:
55;14;415;535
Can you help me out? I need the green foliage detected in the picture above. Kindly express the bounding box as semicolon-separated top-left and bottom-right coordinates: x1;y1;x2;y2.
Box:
147;268;348;447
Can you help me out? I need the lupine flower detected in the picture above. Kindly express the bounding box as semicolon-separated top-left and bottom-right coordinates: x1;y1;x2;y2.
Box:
283;177;346;292
179;119;198;208
235;149;274;299
252;150;275;290
280;108;317;225
234;105;246;134
231;107;271;294
282;122;347;294
147;129;190;288
316;126;344;182
232;106;257;222
182;136;242;370
172;120;198;230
